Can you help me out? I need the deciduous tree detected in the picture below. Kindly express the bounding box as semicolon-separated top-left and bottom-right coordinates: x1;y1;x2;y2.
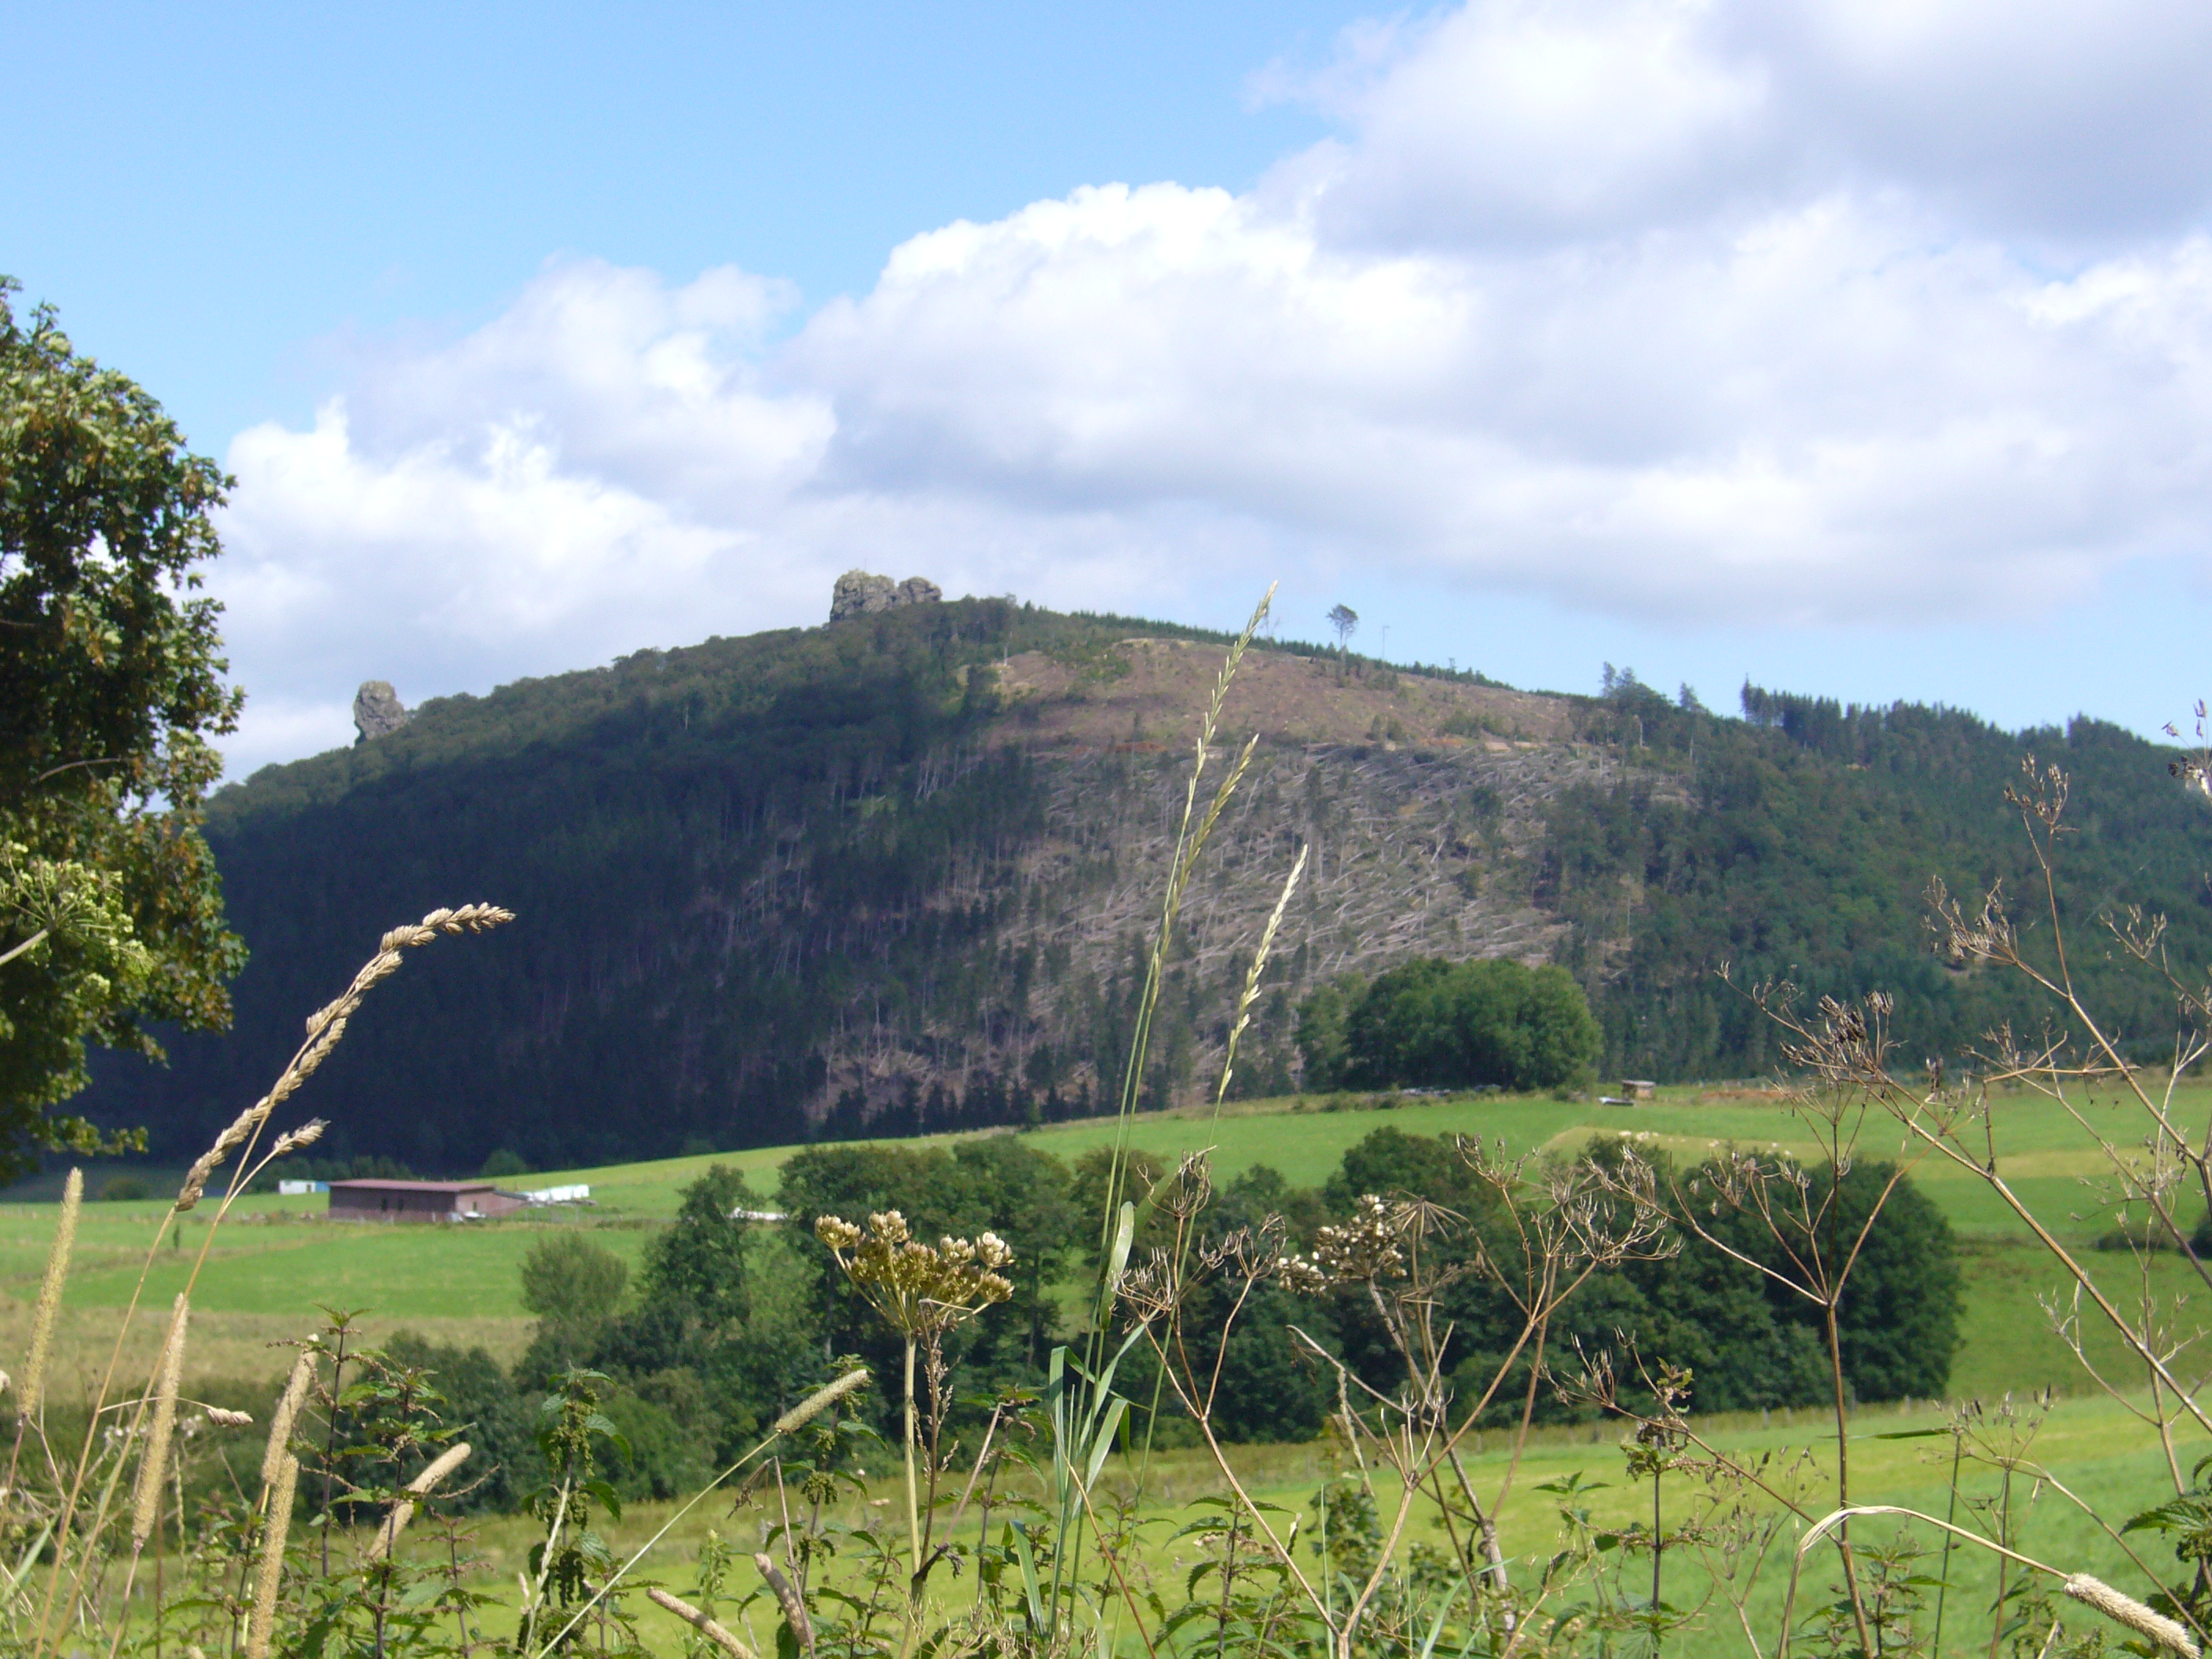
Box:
0;279;244;1176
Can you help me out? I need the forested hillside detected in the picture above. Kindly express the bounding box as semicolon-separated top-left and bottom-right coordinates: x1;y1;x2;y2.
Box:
79;598;2212;1172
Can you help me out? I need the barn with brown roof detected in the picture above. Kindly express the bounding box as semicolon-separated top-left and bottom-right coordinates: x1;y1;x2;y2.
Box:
327;1179;524;1222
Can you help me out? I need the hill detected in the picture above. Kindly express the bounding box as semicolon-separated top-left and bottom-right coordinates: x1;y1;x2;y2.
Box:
78;591;2212;1172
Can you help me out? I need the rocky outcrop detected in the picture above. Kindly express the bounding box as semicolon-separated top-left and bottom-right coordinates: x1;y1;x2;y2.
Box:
830;570;943;622
353;680;410;743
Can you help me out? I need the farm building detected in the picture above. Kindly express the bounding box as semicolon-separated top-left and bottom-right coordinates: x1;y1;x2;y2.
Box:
328;1179;524;1222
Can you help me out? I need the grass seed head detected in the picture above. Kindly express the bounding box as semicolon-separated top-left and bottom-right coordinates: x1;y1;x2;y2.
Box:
646;1586;759;1659
262;1348;317;1489
773;1368;870;1436
19;1166;81;1419
368;1441;472;1561
2064;1575;2201;1655
130;1295;189;1549
246;1452;298;1659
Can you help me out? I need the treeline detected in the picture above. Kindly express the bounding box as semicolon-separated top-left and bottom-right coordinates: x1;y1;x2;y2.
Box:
394;1123;1961;1510
1543;674;2212;1081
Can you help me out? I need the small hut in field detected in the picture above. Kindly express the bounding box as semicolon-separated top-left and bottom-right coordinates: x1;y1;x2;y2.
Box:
327;1179;523;1222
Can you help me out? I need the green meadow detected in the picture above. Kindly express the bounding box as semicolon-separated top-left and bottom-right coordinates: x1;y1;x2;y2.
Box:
5;1081;2208;1655
2;1078;2202;1405
445;1390;2174;1657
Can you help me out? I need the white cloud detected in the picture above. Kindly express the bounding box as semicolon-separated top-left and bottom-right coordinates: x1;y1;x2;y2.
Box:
211;0;2212;772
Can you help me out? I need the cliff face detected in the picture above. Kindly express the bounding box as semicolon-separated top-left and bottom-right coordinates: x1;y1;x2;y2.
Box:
78;599;2211;1172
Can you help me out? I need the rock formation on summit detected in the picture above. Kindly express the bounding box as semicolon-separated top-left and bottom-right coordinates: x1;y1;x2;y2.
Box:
353;680;410;743
830;570;943;622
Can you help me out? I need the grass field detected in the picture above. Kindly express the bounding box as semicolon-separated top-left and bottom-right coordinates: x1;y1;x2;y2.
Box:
16;1081;2212;1654
5;1079;2207;1404
313;1389;2179;1657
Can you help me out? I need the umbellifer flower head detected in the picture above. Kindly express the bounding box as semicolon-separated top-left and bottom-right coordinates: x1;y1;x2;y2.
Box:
815;1211;1016;1337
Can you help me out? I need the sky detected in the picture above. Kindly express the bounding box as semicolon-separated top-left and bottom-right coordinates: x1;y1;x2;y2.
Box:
13;0;2212;776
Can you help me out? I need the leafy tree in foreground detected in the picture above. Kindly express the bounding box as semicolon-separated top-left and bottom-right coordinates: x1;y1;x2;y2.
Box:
0;276;243;1177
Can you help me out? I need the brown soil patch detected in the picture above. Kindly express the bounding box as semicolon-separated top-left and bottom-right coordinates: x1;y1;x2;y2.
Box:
988;639;1578;753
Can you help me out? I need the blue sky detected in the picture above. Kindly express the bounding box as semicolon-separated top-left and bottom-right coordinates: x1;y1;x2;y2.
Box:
10;3;1356;441
13;1;2212;772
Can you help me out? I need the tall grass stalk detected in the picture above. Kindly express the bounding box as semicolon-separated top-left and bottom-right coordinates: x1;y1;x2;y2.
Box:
1042;586;1284;1646
1086;582;1273;1334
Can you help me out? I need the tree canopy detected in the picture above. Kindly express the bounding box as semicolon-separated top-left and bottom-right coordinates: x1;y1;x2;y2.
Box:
1298;957;1601;1093
0;279;244;1177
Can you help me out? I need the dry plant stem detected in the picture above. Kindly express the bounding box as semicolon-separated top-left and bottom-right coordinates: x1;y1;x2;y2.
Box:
1339;1459;1427;1659
647;1587;760;1659
1060;1460;1163;1659
1821;1298;1877;1657
901;1337;921;1577
1658;1136;1912;1654
27;906;511;1659
1154;1339;1329;1629
514;1474;573;1650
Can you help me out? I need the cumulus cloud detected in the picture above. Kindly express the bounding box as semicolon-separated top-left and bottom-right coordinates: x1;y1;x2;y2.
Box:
211;0;2212;771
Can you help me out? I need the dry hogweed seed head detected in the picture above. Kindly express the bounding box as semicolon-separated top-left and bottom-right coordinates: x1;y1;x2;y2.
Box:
130;1295;189;1549
262;1349;317;1489
774;1368;870;1436
20;1166;81;1419
247;1452;298;1659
